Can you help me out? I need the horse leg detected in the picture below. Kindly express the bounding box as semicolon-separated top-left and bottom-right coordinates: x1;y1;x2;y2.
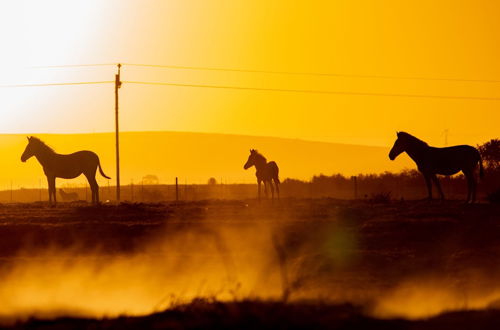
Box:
47;176;56;206
269;180;275;200
53;181;57;205
273;178;280;199
92;178;99;204
86;175;99;204
464;170;475;203
263;181;268;198
466;175;472;203
431;175;445;201
258;180;262;201
471;173;477;203
423;174;432;200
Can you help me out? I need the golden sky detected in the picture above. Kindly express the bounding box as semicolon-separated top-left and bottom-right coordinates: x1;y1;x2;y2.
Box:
0;0;499;147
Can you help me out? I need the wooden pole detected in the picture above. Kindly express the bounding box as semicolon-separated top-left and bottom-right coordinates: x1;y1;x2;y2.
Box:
175;177;179;201
131;180;134;202
115;63;122;202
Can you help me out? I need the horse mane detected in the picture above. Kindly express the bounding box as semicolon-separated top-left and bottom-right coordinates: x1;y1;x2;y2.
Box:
30;137;56;153
252;150;267;163
399;132;429;148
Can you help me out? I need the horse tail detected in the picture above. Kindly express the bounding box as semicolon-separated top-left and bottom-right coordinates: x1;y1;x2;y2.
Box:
98;159;111;179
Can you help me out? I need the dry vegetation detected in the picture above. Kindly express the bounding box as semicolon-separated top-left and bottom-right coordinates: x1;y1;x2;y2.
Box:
0;199;499;328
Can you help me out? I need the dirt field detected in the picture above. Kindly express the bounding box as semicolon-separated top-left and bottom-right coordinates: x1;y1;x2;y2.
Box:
1;199;500;329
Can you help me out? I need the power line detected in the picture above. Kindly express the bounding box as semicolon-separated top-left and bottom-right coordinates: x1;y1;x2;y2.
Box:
123;80;500;101
0;81;113;88
30;64;116;69
12;62;500;84
0;78;498;102
122;63;500;84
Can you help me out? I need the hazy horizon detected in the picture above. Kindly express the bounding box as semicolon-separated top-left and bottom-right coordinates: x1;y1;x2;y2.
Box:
1;130;416;189
3;129;405;148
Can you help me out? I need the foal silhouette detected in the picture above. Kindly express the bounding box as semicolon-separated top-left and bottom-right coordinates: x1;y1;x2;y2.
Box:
389;132;484;202
59;189;79;201
244;149;280;199
21;136;110;205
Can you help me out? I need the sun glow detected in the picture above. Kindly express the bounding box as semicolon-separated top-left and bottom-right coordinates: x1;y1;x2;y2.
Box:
0;1;499;145
0;1;105;67
0;0;109;132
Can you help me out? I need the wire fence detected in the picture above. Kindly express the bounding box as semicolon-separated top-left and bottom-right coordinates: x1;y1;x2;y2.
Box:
0;181;258;203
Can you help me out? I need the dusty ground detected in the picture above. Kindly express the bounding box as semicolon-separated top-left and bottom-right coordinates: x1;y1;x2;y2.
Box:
1;199;500;329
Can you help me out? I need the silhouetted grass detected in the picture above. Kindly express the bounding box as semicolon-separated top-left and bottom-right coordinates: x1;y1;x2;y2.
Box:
8;300;500;330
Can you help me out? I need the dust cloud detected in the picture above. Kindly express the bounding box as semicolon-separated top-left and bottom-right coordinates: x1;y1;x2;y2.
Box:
0;222;286;322
1;200;499;323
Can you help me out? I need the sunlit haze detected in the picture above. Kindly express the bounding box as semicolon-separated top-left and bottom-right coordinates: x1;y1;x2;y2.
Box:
0;0;498;147
1;2;500;328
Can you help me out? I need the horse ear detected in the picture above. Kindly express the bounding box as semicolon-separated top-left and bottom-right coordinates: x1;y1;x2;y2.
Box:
27;136;30;141
396;131;400;137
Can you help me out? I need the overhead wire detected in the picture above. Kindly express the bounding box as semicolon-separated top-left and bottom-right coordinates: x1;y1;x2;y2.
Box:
122;63;500;84
23;62;500;84
123;80;500;101
0;63;497;101
0;81;114;88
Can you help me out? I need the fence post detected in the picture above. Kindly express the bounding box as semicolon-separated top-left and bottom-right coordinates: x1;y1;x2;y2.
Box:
221;177;224;199
131;180;134;202
175;177;179;201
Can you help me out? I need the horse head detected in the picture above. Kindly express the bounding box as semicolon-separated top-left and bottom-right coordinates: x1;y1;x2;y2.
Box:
21;136;35;162
244;149;257;169
389;132;405;160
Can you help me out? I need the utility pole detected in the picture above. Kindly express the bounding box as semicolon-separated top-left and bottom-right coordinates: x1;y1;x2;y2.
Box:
115;64;122;202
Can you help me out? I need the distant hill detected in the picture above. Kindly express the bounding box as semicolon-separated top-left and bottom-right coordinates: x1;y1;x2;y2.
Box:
0;132;413;188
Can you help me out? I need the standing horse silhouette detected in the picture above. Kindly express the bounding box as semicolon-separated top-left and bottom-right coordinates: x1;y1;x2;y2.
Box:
389;132;484;202
244;149;280;199
21;137;111;205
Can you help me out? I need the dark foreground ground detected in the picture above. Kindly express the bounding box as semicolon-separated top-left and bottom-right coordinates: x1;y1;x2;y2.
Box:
8;300;500;330
1;199;500;329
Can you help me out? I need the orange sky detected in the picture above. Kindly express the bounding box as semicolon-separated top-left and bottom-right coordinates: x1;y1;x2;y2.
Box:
0;0;499;147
